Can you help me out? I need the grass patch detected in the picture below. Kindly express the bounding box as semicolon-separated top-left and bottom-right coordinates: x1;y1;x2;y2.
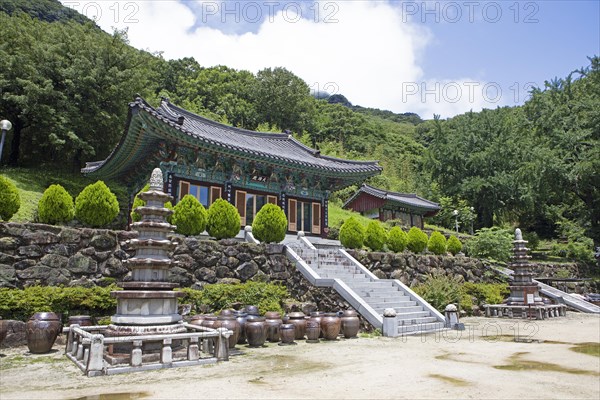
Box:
328;202;374;230
494;352;600;375
429;373;470;386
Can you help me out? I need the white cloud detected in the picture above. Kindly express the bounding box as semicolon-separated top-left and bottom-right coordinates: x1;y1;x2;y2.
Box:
59;0;500;118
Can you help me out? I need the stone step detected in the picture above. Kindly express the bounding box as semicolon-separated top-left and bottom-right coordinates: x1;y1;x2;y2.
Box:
361;291;408;299
396;316;438;325
371;305;423;313
390;310;431;319
320;276;372;283
398;322;445;335
367;301;419;309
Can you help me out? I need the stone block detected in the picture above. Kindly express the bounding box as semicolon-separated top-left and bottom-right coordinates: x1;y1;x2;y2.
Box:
90;233;117;250
0;237;20;251
67;253;98;274
1;320;26;347
59;228;81;244
215;265;231;278
24;231;59;245
236;261;258;281
0;252;18;264
0;264;17;287
195;267;217;283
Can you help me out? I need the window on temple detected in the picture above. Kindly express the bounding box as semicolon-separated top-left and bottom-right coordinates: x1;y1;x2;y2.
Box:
236;190;277;226
289;199;321;234
178;181;222;207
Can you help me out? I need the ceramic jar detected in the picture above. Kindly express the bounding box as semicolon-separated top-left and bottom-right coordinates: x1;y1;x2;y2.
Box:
234;311;249;344
287;312;306;340
245;316;266;347
310;311;325;338
201;315;221;330
320;313;341;341
279;324;296;346
264;312;282;342
217;315;240;349
0;317;7;346
341;310;360;339
68;315;93;327
189;314;209;326
26;312;62;354
305;319;320;343
244;305;260;316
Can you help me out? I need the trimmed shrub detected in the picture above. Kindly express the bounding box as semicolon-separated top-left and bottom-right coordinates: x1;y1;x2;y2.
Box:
427;231;447;255
0;175;20;221
252;203;287;243
406;226;428;253
364;220;388;251
172;194;207;236
130;184;149;222
447;235;463;255
387;226;408;252
207;198;241;239
339;217;365;249
75;181;119;227
413;275;462;312
467;227;512;262
37;184;74;224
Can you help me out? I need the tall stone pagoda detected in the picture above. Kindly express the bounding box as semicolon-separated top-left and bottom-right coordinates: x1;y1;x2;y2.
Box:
106;168;185;348
505;228;543;305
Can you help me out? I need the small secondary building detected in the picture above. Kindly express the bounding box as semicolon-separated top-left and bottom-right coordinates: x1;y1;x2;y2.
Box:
82;97;382;237
343;184;440;228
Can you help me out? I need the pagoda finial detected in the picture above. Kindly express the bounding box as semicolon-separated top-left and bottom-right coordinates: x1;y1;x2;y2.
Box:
150;168;163;191
515;228;523;241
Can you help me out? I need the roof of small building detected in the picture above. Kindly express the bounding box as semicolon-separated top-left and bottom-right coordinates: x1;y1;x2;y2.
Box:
82;97;382;185
343;184;441;214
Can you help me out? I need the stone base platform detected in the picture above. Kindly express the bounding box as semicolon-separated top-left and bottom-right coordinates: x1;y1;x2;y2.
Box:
484;304;567;319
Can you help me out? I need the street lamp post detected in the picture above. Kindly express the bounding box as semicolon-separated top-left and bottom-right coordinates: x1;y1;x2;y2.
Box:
0;119;13;164
453;209;459;233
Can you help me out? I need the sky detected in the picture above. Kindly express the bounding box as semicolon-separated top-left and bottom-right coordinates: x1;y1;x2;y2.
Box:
59;0;600;119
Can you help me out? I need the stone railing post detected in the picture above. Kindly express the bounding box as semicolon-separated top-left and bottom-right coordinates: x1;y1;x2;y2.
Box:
188;337;199;361
215;328;230;361
382;308;398;337
87;334;104;374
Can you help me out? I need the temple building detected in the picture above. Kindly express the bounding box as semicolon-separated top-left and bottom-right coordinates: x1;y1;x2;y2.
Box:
343;184;440;228
82;97;382;237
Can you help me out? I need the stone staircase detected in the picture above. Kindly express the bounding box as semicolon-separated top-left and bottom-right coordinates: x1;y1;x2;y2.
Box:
286;244;445;336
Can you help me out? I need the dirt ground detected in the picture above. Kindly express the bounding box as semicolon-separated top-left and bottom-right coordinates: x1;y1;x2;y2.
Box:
1;313;599;400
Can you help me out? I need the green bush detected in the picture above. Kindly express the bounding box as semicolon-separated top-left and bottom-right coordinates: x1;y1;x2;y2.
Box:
387;226;408;252
75;181;119;227
427;231;447;255
447;235;463;255
406;226;428;253
364;220;388;251
252;203;287;243
179;281;288;315
171;195;207;236
37;184;74;224
0;175;20;221
467;227;513;262
0;285;119;322
462;282;509;306
339;217;365;249
413;275;462;312
523;231;540;250
130;184;149;222
207;198;241;239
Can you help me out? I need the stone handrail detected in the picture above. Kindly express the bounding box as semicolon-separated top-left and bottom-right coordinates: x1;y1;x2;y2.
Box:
243;226;260;244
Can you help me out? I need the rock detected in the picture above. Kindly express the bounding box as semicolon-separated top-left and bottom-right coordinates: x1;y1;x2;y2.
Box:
113;249;129;260
195;267;217;283
17;265;53;280
253;255;267;266
93;251;112;262
0;264;17;287
251;270;269;282
215;266;231;278
197;254;219;268
13;259;35;270
104;257;128;276
40;254;69;269
236;252;252;262
117;230;138;242
271;272;290;280
217;277;241;285
1;320;27;347
0;224;30;237
80;247;96;256
224;246;239;257
0;252;18;264
218;239;238;247
184;237;199;252
236;261;258;281
265;243;284;255
168;267;193;287
372;269;387;279
44;244;71;257
59;228;81;244
174;254;195;270
17;245;43;258
69;277;96;288
23;231;58;245
0;237;20;251
67;253;98;274
90;233;116;250
301;302;318;315
226;257;240;268
383;308;397;317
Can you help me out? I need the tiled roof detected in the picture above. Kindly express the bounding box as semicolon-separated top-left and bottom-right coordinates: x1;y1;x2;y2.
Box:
344;184;441;211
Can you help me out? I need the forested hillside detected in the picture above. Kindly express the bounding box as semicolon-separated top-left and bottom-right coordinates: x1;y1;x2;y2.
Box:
0;1;598;249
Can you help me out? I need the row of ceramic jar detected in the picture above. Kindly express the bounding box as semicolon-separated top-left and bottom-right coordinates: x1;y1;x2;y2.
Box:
189;308;361;348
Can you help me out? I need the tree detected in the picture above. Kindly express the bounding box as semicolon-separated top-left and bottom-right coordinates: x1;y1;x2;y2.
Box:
171;195;207;236
427;231;447;255
339;217;365;249
37;184;74;224
387;226;408;253
364;220;388;251
467;228;513;262
75;181;119;227
207;198;241;239
447;235;463;255
252;204;287;243
253;67;315;133
406;227;428;253
0;176;20;221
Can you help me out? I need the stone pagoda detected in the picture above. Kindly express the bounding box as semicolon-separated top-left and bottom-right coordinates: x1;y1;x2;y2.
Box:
505;228;543;305
106;168;186;352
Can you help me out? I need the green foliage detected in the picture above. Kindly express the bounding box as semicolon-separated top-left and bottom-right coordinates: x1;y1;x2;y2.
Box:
37;184;74;224
207;198;241;239
74;181;119;227
179;282;288;315
0;285;119;322
387;226;408;253
413;275;462;312
406;227;428;253
447;235;463;255
523;231;540;250
462;282;509;306
0;175;20;221
130;184;149;223
339;217;365;249
252;203;287;243
427;231;447;255
364;220;388;251
467;227;513;262
171;195;207;236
